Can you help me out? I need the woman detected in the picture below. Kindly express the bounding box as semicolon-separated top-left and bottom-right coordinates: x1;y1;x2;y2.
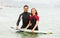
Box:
25;8;39;32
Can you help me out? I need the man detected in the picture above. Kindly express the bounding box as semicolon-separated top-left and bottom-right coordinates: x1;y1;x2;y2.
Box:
16;5;30;29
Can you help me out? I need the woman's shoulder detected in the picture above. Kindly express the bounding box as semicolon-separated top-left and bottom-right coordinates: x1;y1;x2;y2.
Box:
29;15;39;18
35;15;39;18
35;15;39;21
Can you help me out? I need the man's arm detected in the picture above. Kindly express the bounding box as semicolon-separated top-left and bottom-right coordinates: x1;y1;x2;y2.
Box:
16;13;23;26
25;21;31;29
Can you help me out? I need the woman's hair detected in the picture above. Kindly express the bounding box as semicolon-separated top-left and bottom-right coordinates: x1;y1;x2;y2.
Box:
31;8;38;15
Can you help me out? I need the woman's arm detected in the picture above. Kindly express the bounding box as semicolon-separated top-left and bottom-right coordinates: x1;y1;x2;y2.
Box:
32;21;39;30
32;16;39;30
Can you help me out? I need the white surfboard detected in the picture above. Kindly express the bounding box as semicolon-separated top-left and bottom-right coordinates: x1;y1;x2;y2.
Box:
9;26;52;34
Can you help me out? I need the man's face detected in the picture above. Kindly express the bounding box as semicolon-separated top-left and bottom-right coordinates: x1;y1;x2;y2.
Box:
24;7;28;12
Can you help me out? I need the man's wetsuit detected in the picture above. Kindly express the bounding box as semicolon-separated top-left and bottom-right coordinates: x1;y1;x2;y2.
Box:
16;12;30;28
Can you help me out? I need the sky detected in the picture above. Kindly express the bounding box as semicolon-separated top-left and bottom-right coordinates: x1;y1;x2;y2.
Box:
0;0;60;8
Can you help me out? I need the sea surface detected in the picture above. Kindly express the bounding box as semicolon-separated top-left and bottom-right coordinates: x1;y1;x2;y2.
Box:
0;6;60;38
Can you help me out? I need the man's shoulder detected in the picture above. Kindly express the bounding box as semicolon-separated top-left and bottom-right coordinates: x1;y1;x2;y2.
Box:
19;13;24;16
27;12;30;14
19;12;30;15
28;12;30;14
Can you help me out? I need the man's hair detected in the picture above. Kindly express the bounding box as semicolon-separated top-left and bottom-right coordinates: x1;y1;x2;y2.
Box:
24;5;29;8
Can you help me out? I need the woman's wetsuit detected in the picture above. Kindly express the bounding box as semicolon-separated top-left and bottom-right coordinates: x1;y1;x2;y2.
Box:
27;15;39;30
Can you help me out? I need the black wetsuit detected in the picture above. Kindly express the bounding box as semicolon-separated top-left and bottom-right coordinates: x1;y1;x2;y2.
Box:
27;15;39;30
16;12;30;28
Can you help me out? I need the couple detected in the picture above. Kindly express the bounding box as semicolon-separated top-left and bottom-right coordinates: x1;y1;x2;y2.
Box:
16;5;39;32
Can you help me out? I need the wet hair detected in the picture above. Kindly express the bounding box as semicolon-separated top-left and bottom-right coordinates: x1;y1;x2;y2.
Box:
31;8;38;15
24;5;29;8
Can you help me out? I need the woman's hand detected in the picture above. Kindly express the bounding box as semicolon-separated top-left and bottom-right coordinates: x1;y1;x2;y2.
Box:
31;29;34;32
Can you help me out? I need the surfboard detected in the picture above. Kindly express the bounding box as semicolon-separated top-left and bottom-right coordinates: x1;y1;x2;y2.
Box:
9;26;52;34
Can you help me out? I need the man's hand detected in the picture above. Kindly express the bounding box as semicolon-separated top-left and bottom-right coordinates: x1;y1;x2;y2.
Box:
16;26;19;30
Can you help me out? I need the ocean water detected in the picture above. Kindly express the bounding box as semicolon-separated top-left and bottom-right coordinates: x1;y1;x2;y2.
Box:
0;6;60;38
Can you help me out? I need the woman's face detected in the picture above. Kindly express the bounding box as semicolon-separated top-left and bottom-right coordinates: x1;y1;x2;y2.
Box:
31;8;36;15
